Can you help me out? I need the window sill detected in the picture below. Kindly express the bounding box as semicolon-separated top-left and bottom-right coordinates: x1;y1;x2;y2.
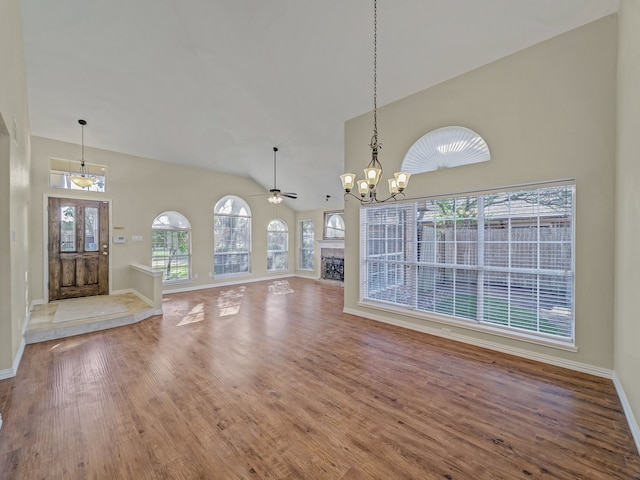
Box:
214;272;252;279
358;300;578;352
162;278;192;286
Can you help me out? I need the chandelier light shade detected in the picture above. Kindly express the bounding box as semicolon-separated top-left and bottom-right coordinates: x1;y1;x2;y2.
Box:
70;119;97;188
340;0;411;204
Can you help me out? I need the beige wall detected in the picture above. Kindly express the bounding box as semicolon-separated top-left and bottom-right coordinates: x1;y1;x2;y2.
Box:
29;136;297;301
615;0;640;445
0;0;31;373
344;16;617;369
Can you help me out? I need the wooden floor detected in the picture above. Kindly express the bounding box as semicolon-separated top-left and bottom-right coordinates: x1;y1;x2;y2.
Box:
0;278;638;479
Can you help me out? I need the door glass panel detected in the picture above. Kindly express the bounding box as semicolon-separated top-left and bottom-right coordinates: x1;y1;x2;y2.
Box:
85;207;99;251
60;205;76;252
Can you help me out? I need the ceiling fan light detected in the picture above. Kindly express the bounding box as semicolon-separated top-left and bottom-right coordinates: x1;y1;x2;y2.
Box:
268;195;283;204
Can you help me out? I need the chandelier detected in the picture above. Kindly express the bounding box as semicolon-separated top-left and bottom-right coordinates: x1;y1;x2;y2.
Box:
340;0;410;203
70;119;96;188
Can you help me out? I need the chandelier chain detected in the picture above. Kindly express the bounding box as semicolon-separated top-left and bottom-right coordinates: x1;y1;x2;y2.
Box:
371;0;379;151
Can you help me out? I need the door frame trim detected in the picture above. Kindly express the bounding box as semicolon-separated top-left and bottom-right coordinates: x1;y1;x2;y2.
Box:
43;193;113;303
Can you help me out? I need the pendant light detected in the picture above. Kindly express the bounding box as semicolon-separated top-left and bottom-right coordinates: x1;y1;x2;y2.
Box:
70;119;96;188
340;0;410;203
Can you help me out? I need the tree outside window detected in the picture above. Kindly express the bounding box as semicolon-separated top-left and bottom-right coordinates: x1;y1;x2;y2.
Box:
152;211;191;283
300;219;314;270
267;219;288;272
214;196;252;276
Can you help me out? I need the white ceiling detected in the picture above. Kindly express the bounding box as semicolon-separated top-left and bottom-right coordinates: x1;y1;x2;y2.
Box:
19;0;618;211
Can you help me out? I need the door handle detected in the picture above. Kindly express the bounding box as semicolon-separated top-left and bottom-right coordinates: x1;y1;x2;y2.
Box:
103;252;108;255
103;245;108;249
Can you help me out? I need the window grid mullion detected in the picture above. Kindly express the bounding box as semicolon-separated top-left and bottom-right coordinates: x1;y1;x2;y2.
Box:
361;183;574;343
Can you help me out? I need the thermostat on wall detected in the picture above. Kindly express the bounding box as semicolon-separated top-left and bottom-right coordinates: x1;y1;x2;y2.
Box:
113;235;126;244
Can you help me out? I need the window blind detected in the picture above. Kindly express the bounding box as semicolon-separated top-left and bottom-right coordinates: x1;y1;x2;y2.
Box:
360;183;574;342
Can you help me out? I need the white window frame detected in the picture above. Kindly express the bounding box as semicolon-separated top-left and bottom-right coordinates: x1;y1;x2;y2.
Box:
152;211;192;284
299;219;314;271
360;181;575;349
267;219;288;272
214;196;252;277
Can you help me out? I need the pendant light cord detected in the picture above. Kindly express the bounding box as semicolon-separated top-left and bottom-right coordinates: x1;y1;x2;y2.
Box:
273;147;278;189
81;122;85;166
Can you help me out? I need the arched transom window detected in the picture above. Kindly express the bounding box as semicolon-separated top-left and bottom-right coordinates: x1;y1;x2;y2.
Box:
401;126;490;173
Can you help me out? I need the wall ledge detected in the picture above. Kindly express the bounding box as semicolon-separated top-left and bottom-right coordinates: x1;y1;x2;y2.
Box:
130;263;163;277
163;274;296;294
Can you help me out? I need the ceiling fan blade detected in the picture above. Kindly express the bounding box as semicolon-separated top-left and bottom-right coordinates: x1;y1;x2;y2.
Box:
281;192;298;199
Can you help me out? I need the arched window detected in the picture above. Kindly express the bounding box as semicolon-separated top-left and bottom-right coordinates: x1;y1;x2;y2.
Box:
152;211;191;283
214;196;251;276
401;126;490;173
323;210;345;239
267;219;288;272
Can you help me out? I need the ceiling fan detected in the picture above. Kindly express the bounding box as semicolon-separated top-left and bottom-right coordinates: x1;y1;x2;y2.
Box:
263;147;297;204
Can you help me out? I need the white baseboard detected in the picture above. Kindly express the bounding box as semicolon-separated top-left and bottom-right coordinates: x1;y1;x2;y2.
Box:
344;307;613;378
0;337;26;380
613;372;640;455
30;299;45;309
294;273;321;280
0;307;30;379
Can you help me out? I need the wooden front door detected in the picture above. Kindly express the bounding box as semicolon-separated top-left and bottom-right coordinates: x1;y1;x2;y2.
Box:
48;197;109;301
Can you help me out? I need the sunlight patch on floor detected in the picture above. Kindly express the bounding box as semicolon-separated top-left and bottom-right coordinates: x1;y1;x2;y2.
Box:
268;280;294;295
176;303;205;326
217;286;246;317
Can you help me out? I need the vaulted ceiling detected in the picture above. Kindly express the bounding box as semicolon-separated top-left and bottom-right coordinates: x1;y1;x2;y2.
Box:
20;0;618;211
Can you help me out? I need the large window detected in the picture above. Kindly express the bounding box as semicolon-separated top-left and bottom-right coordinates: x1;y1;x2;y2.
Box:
267;219;288;272
152;211;191;283
361;182;575;345
214;196;251;276
299;220;314;270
